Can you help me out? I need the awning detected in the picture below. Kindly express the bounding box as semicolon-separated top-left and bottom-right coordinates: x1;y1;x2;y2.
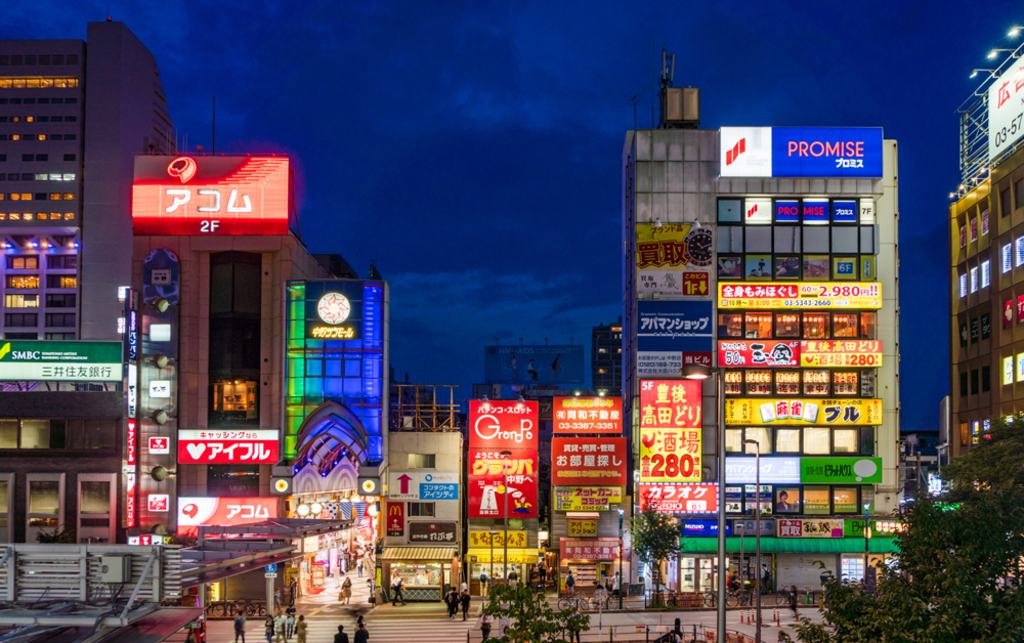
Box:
678;536;899;554
381;547;457;561
467;548;540;564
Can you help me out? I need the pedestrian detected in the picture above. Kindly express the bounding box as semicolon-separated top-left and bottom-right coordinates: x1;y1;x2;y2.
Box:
333;624;349;643
460;588;471;621
499;615;509;637
263;615;274;643
479;613;492;641
788;584;800;621
284;611;295;640
391;573;405;605
538;564;547;587
567;618;582;643
565;571;575;595
288;578;298;606
445;587;459;620
354;622;369;643
508;568;518;585
357;560;363;577
295;615;307;643
274;612;286;643
233;614;246;643
342;575;353;605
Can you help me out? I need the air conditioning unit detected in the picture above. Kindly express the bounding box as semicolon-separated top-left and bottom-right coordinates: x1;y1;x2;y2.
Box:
99;555;131;583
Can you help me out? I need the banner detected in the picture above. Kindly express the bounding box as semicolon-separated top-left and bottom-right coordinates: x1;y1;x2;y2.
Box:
718;282;882;310
551;437;627;486
637;301;713;352
554;487;623;511
408;522;457;543
777;518;845;538
0;340;122;381
639;428;702;482
639;379;703;429
468;530;528;548
468;400;539;450
638;350;711;377
553;396;622;434
718;340;800;367
635;223;713;296
725;457;801;484
800;456;883;484
560;538;620;561
177;496;278;535
638;482;717;514
724;398;882;426
467;449;538;519
988;59;1024;160
177;429;279;464
567;517;598;537
800;340;882;368
386;502;404;537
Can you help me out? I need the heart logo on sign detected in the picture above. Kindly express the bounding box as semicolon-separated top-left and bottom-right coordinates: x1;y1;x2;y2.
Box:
186;443;206;460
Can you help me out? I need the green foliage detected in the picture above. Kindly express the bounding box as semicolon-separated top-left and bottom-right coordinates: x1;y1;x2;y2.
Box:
480;582;589;642
798;420;1024;642
629;509;678;604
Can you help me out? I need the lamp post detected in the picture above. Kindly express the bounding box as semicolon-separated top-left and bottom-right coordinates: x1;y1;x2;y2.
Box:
618;508;625;609
863;503;871;590
489;529;496;588
500;449;512;582
682;364;726;642
744;438;762;643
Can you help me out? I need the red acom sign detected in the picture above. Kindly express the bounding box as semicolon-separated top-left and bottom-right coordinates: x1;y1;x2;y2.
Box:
468;400;539;519
177;430;279;464
551;437;627;486
132;155;291;235
552;396;623;434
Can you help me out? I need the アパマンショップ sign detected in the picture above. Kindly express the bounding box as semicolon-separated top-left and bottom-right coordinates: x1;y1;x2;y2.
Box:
553;396;622;434
468;400;538;449
132;155;291;235
718;282;882;309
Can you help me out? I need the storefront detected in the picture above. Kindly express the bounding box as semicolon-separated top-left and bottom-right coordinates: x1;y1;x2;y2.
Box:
380;547;457;601
558;538;620;592
467;548;539;595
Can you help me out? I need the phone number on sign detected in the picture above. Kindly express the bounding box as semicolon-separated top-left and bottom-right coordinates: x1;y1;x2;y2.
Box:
994;112;1024;151
557;422;617;431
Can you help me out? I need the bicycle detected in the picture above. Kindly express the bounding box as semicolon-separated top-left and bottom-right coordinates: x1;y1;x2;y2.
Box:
557;592;584;611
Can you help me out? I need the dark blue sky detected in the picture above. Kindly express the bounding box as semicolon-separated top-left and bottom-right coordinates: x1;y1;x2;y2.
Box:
9;0;1017;429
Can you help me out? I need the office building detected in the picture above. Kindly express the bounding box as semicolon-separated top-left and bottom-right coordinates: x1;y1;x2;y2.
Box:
592;319;622;395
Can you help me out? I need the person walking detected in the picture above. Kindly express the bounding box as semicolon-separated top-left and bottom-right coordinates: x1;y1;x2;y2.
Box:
263;615;274;643
788;584;800;621
460;588;471;621
341;575;353;605
332;625;349;643
538;563;547;588
354;622;369;643
565;571;575;595
479;613;492;641
285;612;296;640
295;615;307;643
273;612;287;643
445;587;459;620
233;614;246;643
390;573;405;605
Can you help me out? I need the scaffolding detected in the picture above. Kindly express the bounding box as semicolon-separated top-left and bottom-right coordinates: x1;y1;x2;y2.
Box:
389;383;460;432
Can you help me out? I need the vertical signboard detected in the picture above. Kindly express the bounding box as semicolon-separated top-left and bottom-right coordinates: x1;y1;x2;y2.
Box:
386;502;405;537
122;293;139;530
636;301;713;376
635;223;713;296
467;400;539;519
638;380;703;482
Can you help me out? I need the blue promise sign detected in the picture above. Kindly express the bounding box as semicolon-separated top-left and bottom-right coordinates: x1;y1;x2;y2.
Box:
771;127;883;178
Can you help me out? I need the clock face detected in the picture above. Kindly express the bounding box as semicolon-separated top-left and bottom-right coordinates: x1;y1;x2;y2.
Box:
317;292;351;325
685;227;714;267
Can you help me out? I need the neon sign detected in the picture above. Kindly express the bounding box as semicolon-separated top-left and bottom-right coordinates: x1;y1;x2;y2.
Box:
132;156;290;235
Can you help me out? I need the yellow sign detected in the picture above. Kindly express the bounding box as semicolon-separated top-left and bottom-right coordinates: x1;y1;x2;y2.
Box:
468;530;528;548
309;324;356;339
800;340;883;368
567;518;598;537
718;282;882;309
467;548;539;565
638;428;702;483
554;486;623;511
724;398;882;426
635;222;712;270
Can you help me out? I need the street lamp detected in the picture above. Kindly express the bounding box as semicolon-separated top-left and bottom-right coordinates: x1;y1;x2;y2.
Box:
863;502;872;589
743;438;763;643
500;449;512;582
617;508;624;609
682;363;726;642
987;48;1013;60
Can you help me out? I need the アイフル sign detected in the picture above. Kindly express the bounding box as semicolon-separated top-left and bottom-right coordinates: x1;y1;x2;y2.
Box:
177;429;279;464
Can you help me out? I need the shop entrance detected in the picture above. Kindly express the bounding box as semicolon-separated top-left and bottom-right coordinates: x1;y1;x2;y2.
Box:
678;556;718;593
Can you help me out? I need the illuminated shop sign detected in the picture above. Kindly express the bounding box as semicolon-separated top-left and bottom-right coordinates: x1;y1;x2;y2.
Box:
309;291;358;339
551;437;627;486
553;396;622;434
177;429;280;464
638;482;718;514
800;340;883;368
680;518;731;537
831;200;858;224
639;429;702;482
467;450;538;519
637;301;713;352
774;200;800;223
720;127;884;178
724;398;882;426
718;282;882;309
777;518;844;538
718;340;800;367
635;223;713;297
988;59;1024;160
554;486;623;511
725;457;801;484
801;198;829;224
177;496;278;534
132;155;291;235
560;538;620;561
801;456;882;484
468;400;538;449
0;340;122;381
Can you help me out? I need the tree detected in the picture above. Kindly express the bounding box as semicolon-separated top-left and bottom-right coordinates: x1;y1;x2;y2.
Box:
629;509;678;604
481;582;589;642
796;420;1024;642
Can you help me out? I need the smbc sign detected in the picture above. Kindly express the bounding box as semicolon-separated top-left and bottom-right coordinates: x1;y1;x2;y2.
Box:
0;340;122;381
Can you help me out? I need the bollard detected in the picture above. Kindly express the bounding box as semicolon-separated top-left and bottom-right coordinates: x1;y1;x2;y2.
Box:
645;624;650;642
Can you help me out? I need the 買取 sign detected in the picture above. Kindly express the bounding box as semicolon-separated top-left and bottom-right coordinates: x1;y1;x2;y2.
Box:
720;127;884;178
0;340;122;381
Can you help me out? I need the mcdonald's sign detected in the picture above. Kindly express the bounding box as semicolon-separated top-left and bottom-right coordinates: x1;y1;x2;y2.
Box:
386;502;404;537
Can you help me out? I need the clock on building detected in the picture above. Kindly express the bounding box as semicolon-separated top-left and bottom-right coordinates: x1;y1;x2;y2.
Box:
316;292;351;325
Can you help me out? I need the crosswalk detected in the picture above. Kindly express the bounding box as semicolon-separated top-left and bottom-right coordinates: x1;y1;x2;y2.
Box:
206;615;478;642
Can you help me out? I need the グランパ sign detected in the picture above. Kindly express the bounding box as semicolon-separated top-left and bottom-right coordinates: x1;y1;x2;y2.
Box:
718;282;882;309
724;398;882;426
0;340;122;381
467;450;538;519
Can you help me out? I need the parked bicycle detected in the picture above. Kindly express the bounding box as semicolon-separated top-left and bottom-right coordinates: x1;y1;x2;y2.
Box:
701;587;753;608
557;592;585;611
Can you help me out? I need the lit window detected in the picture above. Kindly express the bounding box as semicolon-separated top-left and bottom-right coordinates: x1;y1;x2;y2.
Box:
959;273;967;298
1016;237;1024;267
9;134;19;141
1004;356;1014;386
5;275;39;289
804;428;830;454
4;294;39;308
36;134;45;141
982;209;990;235
407;453;436;468
1003;244;1012;273
970;266;979;293
981;260;991;288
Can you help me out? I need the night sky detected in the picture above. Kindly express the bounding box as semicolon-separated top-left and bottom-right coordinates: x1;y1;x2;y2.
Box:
7;0;1018;429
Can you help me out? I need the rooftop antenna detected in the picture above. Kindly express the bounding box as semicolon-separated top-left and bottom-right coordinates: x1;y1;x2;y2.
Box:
660;48;675;90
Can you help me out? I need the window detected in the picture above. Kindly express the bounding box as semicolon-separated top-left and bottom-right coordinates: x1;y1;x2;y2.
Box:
5;274;39;289
5;294;38;308
47;254;77;269
859;313;877;339
982;365;991;393
0;421;16;448
982;209;990;236
407;453;436;468
745;370;772;395
211;380;257;417
970;266;979;293
44;313;74;327
718;314;743;338
6;255;38;269
775;313;800;338
804;427;830;454
803;313;828;339
744;312;773;339
1016;179;1024;209
27;479;60;528
45;274;76;289
1016;237;1024;267
833;429;859;453
832;487;859;513
833;313;859;338
959;273;967;298
970;369;979;395
21;419;64;448
803;370;830;396
79;481;110;514
1003;244;1012;273
981;260;991;288
775;428;801;453
803;487;830;514
776;371;800;395
960;371;968;396
725;428;743;452
718;199;742;223
63;153;76;161
44;293;75;308
743;427;772;454
4;313;37;326
833;372;859;396
1003;188;1013;216
774;486;801;513
981;313;991;340
407;502;435;517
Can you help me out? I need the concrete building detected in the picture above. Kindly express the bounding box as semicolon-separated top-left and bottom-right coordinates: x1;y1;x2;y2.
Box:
622;83;900;592
592;319;622;395
0;21;174;342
